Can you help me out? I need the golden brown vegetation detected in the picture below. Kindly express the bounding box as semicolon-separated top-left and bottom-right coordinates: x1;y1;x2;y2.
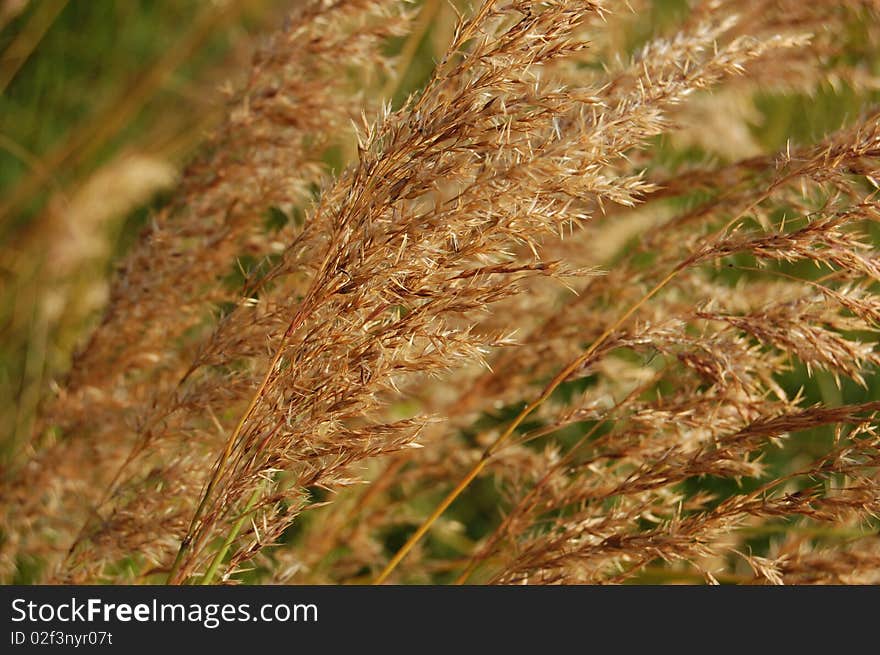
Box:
2;0;880;584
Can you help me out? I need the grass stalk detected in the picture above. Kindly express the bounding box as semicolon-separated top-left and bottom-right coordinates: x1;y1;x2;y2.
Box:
374;264;686;583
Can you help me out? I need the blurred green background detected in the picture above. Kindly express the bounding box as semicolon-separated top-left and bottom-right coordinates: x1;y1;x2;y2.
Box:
0;0;290;461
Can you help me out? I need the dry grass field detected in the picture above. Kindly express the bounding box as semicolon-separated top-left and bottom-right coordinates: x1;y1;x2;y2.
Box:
1;0;880;585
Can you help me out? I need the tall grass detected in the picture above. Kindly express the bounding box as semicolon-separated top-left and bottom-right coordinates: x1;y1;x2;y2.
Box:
2;0;880;585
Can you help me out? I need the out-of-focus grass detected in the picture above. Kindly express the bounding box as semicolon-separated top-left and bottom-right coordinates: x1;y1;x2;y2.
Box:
0;0;286;461
2;1;266;226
